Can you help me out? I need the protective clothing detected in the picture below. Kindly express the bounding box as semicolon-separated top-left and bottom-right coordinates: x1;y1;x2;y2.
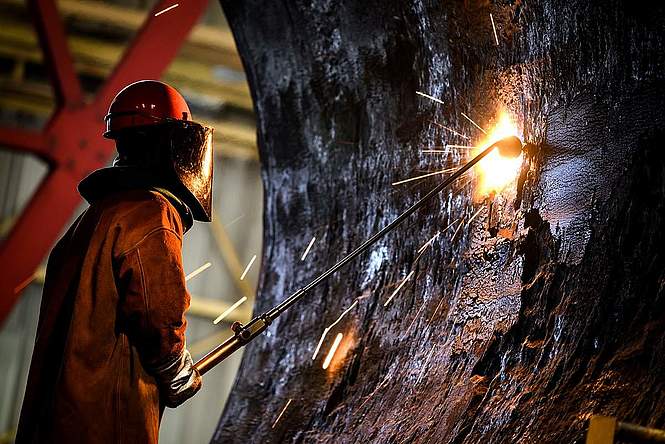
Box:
16;186;202;444
103;80;214;222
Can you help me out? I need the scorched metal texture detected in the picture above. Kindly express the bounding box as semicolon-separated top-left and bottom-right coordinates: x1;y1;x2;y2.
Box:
212;1;665;442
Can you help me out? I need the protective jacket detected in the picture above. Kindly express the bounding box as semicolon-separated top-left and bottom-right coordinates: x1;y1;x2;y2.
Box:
16;171;200;444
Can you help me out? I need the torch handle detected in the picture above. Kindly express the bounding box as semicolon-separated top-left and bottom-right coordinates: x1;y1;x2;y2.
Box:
194;316;270;375
194;334;243;375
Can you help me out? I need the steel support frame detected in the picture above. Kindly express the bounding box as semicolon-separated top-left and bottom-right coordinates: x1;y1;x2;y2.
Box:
0;0;209;323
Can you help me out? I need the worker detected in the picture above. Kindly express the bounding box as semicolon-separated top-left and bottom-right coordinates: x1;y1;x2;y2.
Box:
15;80;213;443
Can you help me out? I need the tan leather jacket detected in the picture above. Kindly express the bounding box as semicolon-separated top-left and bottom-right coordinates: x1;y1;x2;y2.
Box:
16;188;196;444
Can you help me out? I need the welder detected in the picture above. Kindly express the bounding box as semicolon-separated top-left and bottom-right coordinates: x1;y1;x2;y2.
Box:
15;80;213;443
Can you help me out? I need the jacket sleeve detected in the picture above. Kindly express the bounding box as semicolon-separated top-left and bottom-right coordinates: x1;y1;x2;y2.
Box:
115;226;201;407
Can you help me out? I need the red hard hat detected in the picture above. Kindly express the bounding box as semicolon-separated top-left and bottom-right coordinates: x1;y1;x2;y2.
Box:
104;80;192;138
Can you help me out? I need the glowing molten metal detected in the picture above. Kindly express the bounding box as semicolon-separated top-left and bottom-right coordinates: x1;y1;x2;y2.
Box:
474;112;523;197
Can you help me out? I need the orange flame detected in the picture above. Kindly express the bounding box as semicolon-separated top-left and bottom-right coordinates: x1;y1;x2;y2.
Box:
473;111;522;197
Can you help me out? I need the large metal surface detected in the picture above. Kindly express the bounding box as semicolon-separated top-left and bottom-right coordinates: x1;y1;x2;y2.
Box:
213;0;665;442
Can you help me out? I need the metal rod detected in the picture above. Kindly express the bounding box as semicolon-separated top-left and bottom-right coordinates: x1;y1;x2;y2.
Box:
195;140;507;375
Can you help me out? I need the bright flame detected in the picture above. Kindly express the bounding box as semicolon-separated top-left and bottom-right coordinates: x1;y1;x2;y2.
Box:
473;111;522;197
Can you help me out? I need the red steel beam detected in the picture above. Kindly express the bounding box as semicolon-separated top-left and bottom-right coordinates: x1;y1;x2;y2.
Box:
0;127;50;161
0;0;210;324
30;0;84;110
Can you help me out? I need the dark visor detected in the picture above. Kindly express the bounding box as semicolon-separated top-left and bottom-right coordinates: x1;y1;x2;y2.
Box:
167;121;214;222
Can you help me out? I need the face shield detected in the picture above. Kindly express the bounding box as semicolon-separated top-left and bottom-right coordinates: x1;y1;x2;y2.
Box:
166;121;215;222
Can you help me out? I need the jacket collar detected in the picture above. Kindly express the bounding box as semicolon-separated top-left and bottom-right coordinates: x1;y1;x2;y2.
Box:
78;167;194;232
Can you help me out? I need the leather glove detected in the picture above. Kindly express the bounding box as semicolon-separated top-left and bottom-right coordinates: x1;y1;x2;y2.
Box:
151;349;202;408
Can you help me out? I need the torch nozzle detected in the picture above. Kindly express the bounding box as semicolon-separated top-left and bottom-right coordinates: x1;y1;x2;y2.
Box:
493;135;523;158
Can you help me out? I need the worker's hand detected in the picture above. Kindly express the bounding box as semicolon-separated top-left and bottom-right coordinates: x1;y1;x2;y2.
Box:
151;349;202;408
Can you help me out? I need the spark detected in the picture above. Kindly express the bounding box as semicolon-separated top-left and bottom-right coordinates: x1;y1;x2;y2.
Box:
154;3;179;16
185;262;212;281
417;232;440;254
312;331;330;361
415;345;437;385
451;218;465;241
312;300;359;360
213;296;248;324
357;374;391;412
392;168;456;186
460;112;487;134
429;298;445;323
272;398;292;429
416;91;445;105
330;300;360;329
405;299;427;333
432;122;470;140
239;254;257;280
322;333;344;369
301;236;317;261
414;232;439;263
490;13;500;46
442;217;461;234
420;149;447;154
465;207;485;227
225;213;245;228
446;144;477;149
384;270;415;307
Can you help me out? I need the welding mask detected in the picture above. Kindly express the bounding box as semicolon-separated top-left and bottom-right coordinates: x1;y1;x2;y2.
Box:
160;120;214;222
103;80;215;222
